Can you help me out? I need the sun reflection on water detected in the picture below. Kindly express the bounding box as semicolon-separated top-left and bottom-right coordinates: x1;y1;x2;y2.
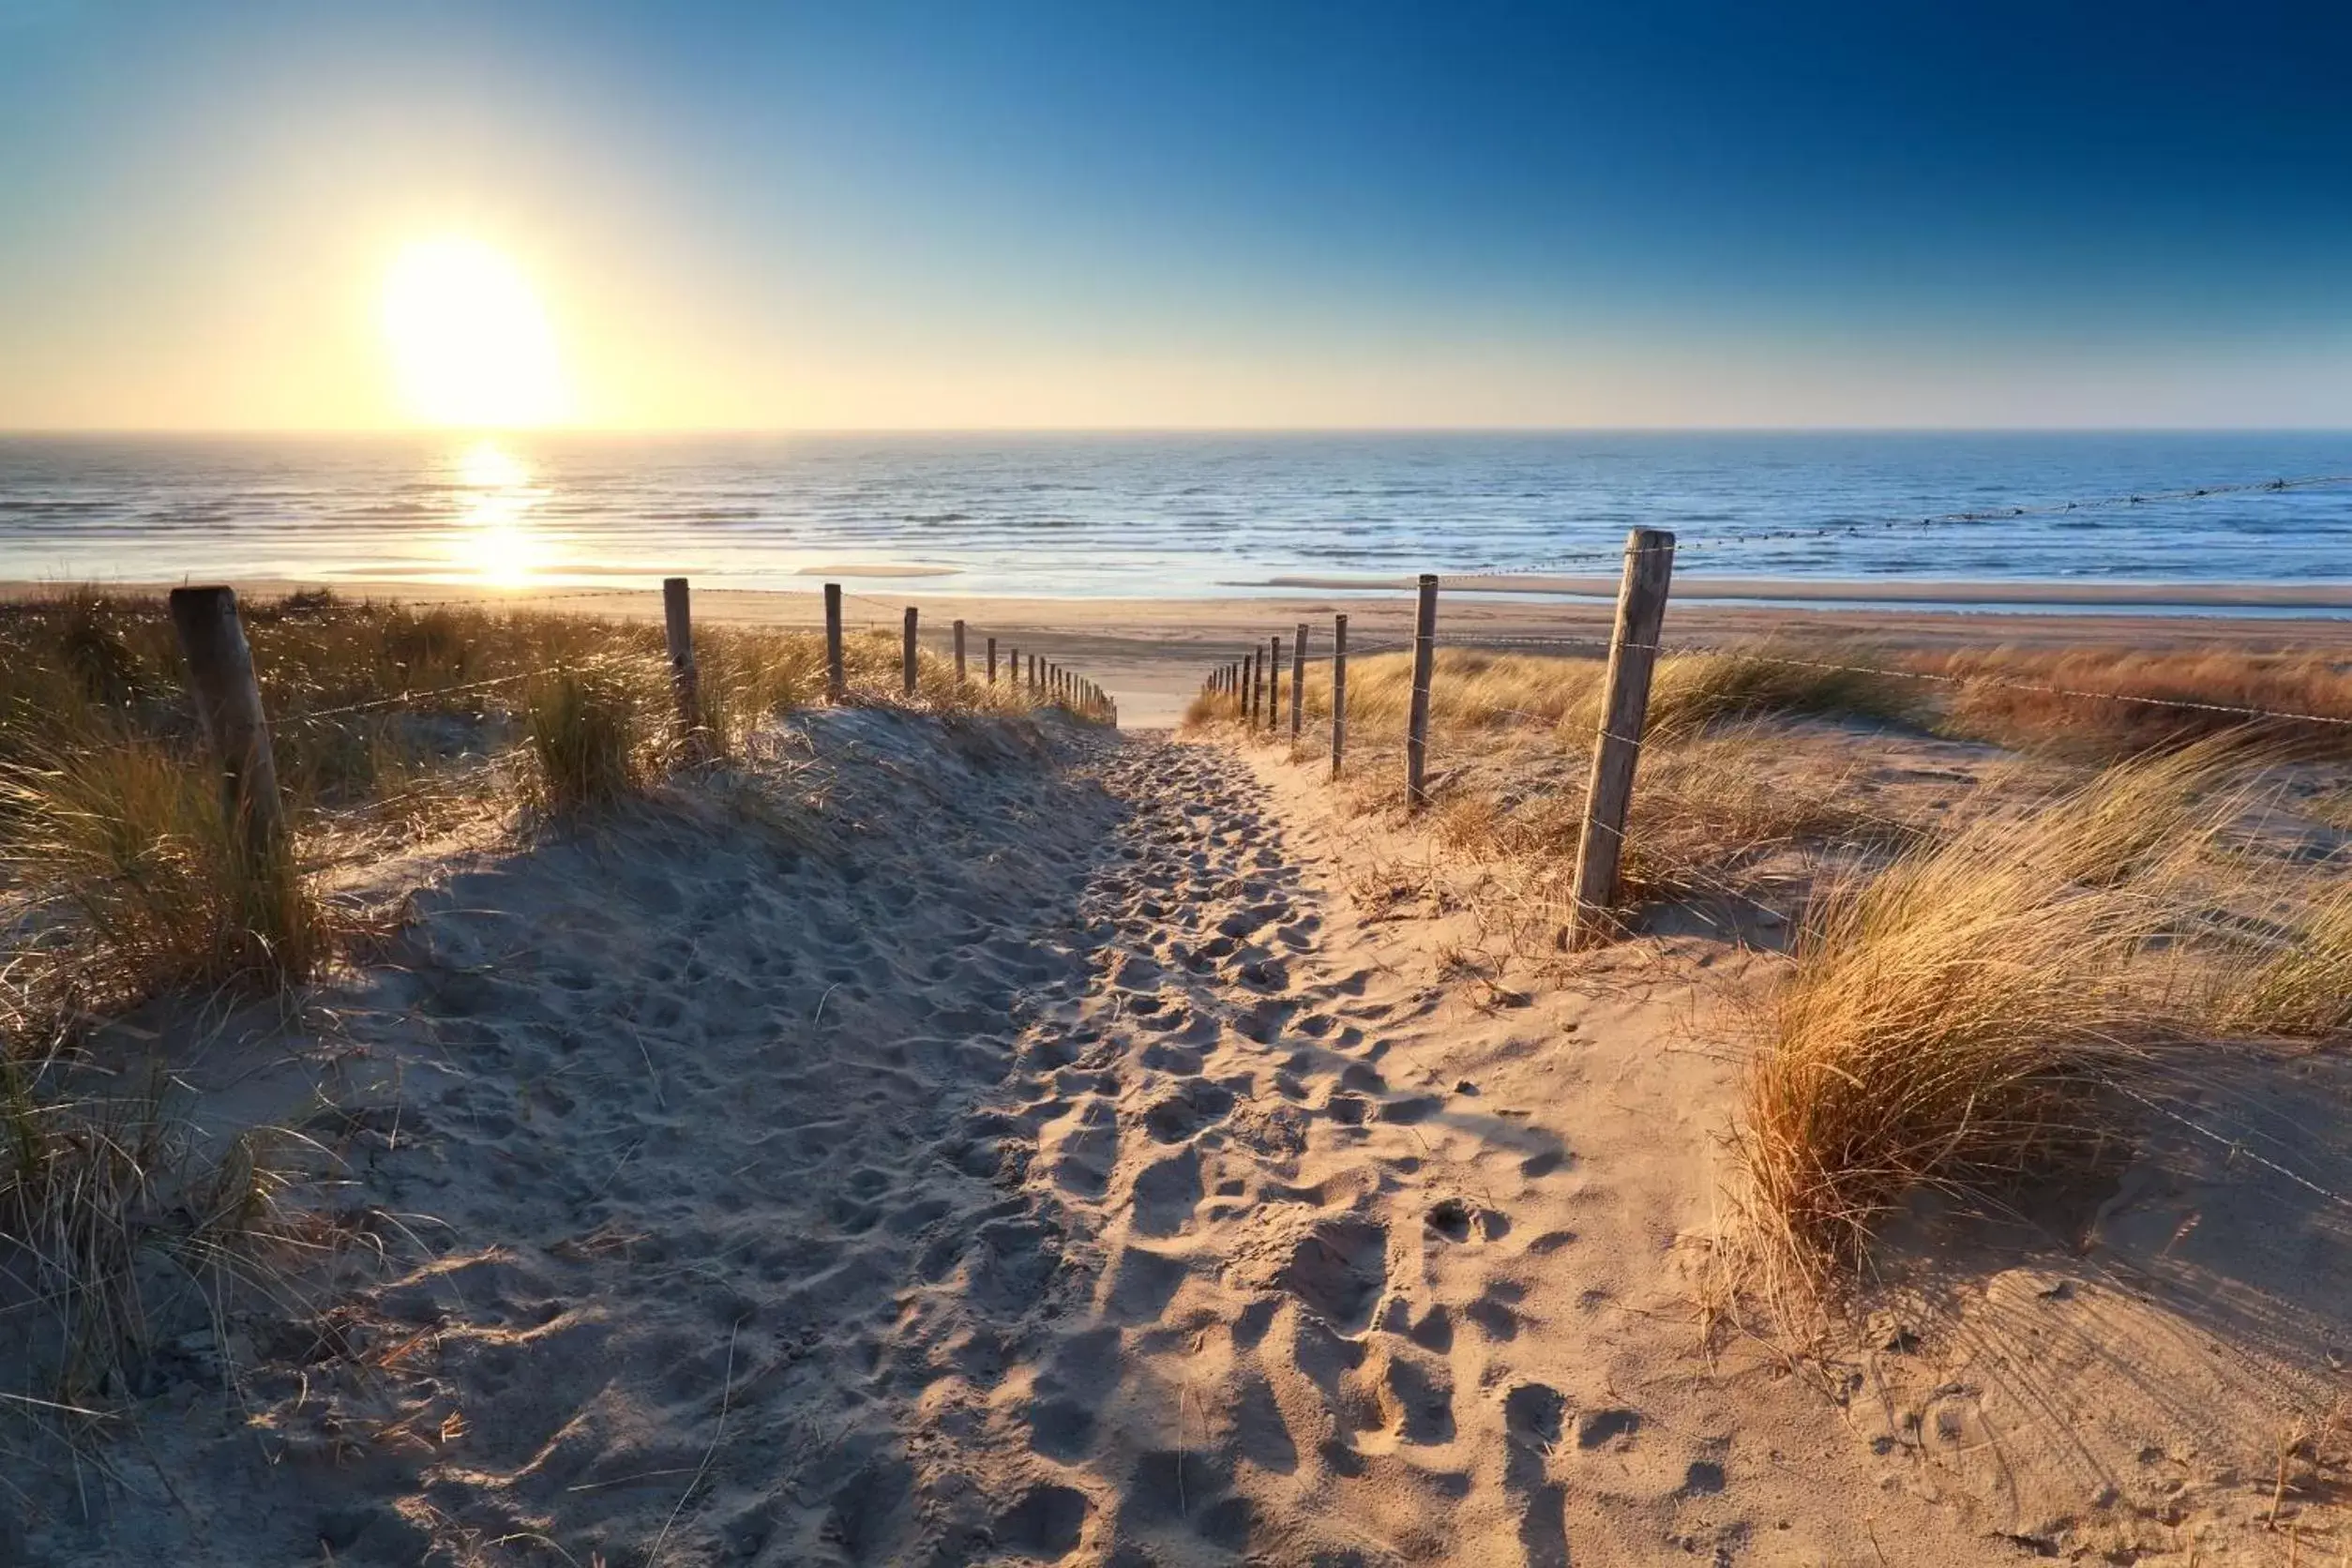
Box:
448;439;549;587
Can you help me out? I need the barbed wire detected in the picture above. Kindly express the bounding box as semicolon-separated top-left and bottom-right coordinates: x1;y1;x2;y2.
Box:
367;587;659;612
1630;644;2352;731
1215;630;2352;731
278;652;665;727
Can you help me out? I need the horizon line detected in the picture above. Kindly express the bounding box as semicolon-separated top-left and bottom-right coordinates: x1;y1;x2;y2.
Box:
6;424;2352;440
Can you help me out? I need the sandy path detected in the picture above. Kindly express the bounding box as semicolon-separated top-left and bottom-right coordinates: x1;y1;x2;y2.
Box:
907;734;2003;1565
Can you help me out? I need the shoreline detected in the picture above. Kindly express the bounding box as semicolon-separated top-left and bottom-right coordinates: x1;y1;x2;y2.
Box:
19;577;2352;728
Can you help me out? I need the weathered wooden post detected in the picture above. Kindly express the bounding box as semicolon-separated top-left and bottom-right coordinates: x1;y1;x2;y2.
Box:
1289;623;1307;743
987;636;999;685
1405;574;1440;812
1245;650;1260;728
1566;528;1677;947
901;607;919;696
1268;635;1284;731
953;619;967;686
824;583;846;702
661;577;707;760
1331;612;1349;778
168;585;288;872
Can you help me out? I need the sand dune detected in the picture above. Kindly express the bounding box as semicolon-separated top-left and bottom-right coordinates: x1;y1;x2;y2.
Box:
18;705;2350;1565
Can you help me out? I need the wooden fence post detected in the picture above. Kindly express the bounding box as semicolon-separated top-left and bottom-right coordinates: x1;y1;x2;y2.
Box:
824;582;846;702
1566;528;1677;947
953;619;967;685
167;585;288;871
901;607;919;696
1246;650;1260;728
662;577;709;761
1268;635;1284;731
1405;574;1440;812
1331;612;1349;778
1290;623;1307;743
987;637;998;685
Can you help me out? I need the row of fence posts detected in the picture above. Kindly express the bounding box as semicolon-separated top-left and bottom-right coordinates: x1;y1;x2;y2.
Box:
815;583;1114;723
163;576;1118;891
1199;528;1675;947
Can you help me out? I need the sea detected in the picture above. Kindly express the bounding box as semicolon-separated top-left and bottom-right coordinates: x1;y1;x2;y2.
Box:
0;430;2346;606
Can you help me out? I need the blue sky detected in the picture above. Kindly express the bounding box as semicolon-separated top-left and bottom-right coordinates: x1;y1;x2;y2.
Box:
2;0;2346;428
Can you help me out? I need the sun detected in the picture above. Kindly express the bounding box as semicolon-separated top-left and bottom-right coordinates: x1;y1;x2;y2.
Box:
383;237;570;428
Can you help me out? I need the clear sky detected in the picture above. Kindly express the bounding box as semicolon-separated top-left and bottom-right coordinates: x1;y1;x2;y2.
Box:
2;0;2346;430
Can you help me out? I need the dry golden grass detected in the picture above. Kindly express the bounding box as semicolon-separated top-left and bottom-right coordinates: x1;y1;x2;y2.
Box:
1727;753;2226;1278
0;733;327;1000
1198;636;2352;766
1638;647;1925;740
0;593;1078;987
1922;645;2352;760
1334;647;1603;731
1225;641;1927;756
1421;731;1909;912
0;1047;311;1419
1197;645;1932;934
523;667;656;812
2211;873;2352;1038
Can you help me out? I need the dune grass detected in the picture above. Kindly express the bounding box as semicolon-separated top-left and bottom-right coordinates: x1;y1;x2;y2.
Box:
1922;646;2352;761
1199;637;2352;766
523;668;655;812
1727;754;2227;1278
2211;873;2352;1038
0;590;1087;1002
0;734;327;1001
1214;641;1927;755
1638;647;1925;739
1195;644;1931;927
0;1047;308;1417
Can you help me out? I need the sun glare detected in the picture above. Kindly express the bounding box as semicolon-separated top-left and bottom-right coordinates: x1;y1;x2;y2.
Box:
449;438;549;586
383;237;570;429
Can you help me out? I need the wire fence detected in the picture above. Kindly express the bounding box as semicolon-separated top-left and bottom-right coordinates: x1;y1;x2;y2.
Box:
125;576;1123;893
1195;472;2352;950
